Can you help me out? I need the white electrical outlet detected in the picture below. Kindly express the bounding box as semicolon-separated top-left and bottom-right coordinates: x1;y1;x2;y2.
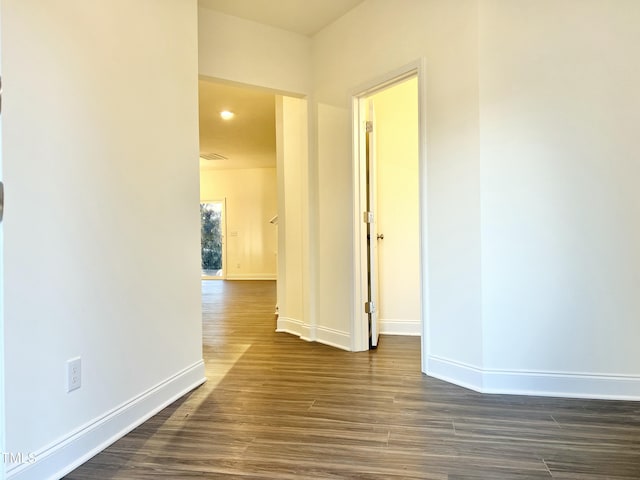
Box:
67;357;81;392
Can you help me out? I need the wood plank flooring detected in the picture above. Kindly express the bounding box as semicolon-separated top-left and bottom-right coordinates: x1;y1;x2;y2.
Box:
66;280;640;479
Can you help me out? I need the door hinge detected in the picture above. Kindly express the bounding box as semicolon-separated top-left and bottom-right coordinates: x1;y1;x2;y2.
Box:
365;121;373;133
365;301;376;314
363;211;373;223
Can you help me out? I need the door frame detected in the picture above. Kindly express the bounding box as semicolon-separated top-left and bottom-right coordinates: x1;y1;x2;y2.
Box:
350;59;429;370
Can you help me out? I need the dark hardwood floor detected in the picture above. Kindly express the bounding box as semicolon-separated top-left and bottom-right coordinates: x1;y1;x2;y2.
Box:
66;280;640;479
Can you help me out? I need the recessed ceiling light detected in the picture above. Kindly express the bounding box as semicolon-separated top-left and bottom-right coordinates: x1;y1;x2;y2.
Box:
220;110;234;120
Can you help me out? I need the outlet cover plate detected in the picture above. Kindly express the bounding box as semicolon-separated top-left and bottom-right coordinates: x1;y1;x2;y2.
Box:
67;357;81;392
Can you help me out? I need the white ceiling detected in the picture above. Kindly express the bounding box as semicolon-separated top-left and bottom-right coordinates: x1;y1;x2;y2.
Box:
199;80;276;170
198;0;365;36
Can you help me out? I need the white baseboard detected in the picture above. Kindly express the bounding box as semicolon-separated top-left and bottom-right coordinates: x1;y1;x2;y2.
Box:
276;316;310;339
276;317;350;351
482;368;640;400
8;360;206;480
226;274;276;281
427;355;640;401
427;355;484;392
314;326;351;351
379;319;421;336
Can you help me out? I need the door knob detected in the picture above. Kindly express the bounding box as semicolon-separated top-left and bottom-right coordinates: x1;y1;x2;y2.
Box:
376;233;384;240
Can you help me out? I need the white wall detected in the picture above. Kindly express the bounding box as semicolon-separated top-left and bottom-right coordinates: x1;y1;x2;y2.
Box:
312;0;483;363
200;168;278;279
1;1;205;478
198;7;311;95
371;78;421;335
316;103;352;339
478;0;640;397
275;96;313;340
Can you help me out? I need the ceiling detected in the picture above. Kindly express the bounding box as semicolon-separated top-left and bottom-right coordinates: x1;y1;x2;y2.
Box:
198;0;365;36
199;80;276;170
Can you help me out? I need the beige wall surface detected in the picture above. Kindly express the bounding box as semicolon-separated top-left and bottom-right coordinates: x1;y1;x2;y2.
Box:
200;168;278;279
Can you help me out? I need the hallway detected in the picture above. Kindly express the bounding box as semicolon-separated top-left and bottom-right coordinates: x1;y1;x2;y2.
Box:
66;281;640;479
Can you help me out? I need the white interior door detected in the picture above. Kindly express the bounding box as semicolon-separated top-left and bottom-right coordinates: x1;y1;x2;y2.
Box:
366;101;380;348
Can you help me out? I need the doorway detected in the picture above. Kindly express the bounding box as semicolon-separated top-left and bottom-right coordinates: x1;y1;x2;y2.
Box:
200;200;226;279
352;63;426;359
198;77;310;334
198;78;279;283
